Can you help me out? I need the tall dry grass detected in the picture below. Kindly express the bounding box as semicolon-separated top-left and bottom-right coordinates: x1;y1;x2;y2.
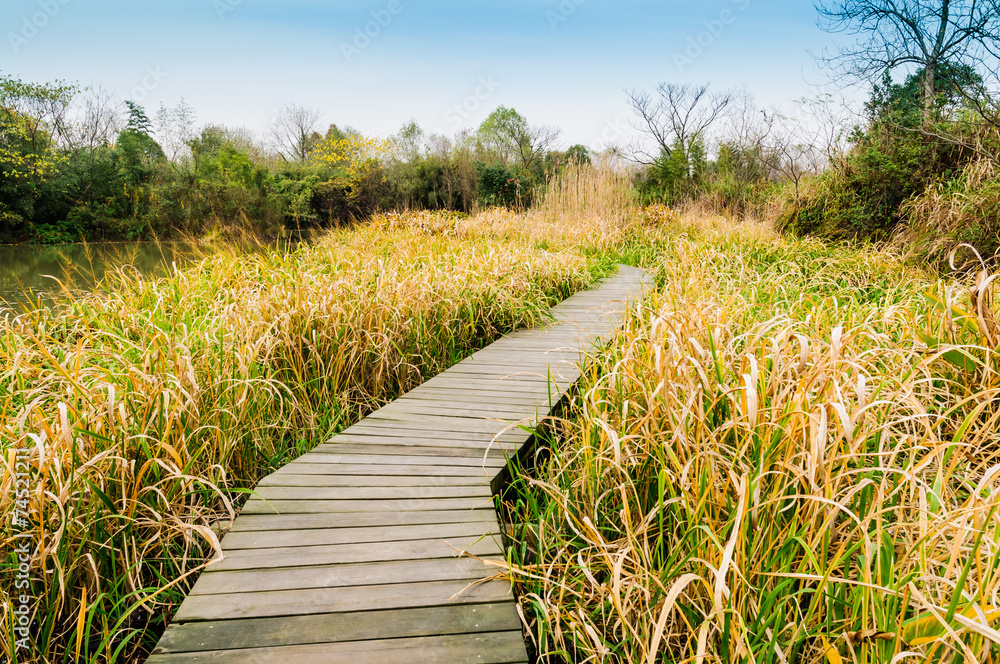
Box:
505;210;1000;662
897;158;1000;269
0;212;605;663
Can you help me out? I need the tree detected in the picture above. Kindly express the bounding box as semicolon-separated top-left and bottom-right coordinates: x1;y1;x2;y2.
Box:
816;0;1000;122
116;102;165;197
393;120;426;162
269;104;322;162
67;86;122;152
477;106;561;173
0;73;77;176
0;74;77;233
155;98;198;162
625;83;734;165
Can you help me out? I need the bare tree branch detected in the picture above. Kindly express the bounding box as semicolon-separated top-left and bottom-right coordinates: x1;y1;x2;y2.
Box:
625;83;734;164
815;0;1000;121
269;104;322;162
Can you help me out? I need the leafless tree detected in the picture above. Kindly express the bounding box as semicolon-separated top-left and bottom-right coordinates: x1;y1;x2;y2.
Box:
269;104;322;162
625;83;735;164
155;98;197;162
816;0;1000;122
765;127;823;201
66;86;122;151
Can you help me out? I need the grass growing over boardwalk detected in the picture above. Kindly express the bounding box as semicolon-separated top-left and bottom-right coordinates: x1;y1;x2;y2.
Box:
505;211;1000;663
0;180;658;663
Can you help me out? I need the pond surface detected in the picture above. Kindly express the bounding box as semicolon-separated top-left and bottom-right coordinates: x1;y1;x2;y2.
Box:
0;234;317;311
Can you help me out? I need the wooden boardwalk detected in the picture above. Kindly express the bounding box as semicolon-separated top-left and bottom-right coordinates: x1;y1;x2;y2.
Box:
148;266;652;664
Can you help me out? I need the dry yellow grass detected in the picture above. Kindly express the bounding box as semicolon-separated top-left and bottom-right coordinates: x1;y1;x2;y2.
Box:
505;210;1000;663
0;208;616;663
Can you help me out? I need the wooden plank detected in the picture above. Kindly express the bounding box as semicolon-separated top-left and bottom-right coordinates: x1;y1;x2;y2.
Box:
458;353;579;364
329;430;524;446
221;521;501;551
345;427;528;446
294;453;507;468
253;485;492;501
379;399;542;413
374;403;537;419
149;630;529;664
419;377;574;392
432;369;572;381
353;416;520;433
240;497;495;515
174;578;515;621
307;443;510;459
441;358;580;369
418;376;561;392
156;603;520;653
398;389;554;404
265;463;497;478
397;390;551;404
193;556;502;595
258;474;492;488
229;510;498;533
339;422;525;438
206;535;502;573
339;423;529;440
348;417;534;435
319;437;523;455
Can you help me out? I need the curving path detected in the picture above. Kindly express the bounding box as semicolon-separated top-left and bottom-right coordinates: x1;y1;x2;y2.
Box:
147;265;652;664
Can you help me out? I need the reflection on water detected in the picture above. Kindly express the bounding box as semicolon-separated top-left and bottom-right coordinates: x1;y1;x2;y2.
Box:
0;233;318;311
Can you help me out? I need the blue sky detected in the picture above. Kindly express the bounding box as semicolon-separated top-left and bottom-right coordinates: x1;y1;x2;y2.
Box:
1;0;840;149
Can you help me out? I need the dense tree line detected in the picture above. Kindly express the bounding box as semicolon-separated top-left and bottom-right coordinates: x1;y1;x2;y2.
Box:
0;76;589;243
6;0;1000;261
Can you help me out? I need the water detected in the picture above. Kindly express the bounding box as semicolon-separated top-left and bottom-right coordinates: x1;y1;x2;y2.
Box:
0;234;317;310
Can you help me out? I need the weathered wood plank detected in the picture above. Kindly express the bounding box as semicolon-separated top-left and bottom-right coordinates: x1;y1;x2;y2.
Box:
253;485;492;501
307;443;510;459
265;463;496;478
155;603;520;653
350;417;522;434
149;630;529;664
221;521;500;551
418;376;562;392
293;453;507;468
340;422;529;440
229;509;498;532
318;437;522;454
240;497;494;515
396;390;553;404
206;535;502;573
258;473;492;488
193;556;501;595
347;418;534;436
174;578;515;621
330;432;527;452
417;377;575;393
373;403;536;419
